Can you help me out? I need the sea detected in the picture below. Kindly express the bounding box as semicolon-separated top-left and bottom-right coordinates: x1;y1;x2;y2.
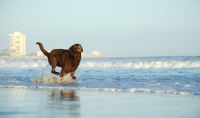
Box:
0;56;200;95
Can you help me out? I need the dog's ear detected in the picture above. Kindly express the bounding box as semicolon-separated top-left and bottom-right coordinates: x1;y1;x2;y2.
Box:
69;44;76;53
81;46;83;52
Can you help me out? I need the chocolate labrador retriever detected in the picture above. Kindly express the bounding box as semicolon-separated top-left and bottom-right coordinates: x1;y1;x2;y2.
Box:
36;42;83;81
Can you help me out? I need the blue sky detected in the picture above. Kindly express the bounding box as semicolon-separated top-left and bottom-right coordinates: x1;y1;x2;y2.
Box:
0;0;200;56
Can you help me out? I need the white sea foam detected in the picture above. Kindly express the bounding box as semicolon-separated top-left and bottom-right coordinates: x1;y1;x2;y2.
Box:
179;92;191;95
80;61;200;68
0;59;48;68
31;73;74;83
0;58;200;68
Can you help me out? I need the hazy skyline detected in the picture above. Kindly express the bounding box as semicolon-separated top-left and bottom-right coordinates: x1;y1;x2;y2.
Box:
1;0;200;57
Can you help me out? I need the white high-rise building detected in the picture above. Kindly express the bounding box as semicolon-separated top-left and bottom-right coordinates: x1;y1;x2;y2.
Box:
9;32;26;56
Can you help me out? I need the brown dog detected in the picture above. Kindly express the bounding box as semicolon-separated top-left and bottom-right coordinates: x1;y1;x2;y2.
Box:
36;42;83;81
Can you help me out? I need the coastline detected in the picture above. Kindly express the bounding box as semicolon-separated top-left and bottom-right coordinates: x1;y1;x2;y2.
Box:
1;55;200;59
0;88;200;118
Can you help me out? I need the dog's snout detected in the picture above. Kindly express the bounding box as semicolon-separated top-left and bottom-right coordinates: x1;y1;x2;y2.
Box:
77;46;82;52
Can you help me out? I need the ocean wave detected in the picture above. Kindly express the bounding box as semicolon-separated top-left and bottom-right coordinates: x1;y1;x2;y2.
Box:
0;58;200;68
0;59;48;68
80;61;200;68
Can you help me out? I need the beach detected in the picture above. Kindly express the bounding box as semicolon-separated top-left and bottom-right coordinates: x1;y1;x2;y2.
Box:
1;0;200;117
0;88;200;118
0;56;200;118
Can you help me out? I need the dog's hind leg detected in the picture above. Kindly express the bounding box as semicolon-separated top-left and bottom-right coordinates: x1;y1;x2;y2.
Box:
51;65;60;75
48;57;60;75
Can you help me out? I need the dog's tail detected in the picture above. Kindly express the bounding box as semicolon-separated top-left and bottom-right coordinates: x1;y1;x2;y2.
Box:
36;42;50;57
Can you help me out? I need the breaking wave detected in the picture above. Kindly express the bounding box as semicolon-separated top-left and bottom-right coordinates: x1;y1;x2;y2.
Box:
80;61;200;68
0;57;200;68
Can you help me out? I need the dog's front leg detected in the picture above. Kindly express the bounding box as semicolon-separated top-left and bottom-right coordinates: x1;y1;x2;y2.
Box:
70;72;76;79
59;69;66;81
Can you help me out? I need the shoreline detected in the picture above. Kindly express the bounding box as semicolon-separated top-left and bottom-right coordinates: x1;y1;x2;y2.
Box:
1;86;200;97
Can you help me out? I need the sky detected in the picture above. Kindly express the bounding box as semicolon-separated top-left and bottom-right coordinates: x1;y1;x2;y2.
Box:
0;0;200;57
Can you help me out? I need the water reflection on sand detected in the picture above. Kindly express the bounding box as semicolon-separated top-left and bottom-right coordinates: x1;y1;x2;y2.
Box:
0;88;200;118
48;90;80;118
51;90;79;101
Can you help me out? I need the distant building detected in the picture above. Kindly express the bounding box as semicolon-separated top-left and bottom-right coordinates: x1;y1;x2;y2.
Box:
9;32;26;56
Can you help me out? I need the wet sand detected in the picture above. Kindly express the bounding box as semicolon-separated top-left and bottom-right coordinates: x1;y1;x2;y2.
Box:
0;88;200;118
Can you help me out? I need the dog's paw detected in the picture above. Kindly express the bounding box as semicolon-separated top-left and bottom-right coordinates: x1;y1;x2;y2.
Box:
72;76;76;80
51;71;60;75
55;72;60;75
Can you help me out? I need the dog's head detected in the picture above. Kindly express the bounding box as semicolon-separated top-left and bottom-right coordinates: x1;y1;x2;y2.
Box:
69;44;83;53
